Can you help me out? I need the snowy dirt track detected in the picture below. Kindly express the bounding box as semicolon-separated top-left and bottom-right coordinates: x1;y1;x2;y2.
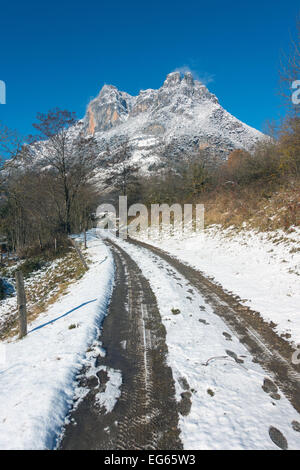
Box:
59;238;182;450
1;230;300;450
101;235;300;450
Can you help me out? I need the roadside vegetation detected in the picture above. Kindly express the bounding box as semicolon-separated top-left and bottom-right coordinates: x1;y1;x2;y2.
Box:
0;109;99;262
0;110;95;333
135;123;299;231
0;246;87;339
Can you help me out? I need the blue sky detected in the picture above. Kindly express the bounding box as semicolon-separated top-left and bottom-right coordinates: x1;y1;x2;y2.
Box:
0;0;299;136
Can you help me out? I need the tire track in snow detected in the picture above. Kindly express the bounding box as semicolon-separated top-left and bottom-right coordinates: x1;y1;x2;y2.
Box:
59;239;182;450
127;237;300;418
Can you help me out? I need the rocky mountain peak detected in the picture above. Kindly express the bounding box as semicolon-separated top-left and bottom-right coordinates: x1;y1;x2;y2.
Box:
183;71;194;86
163;71;182;87
81;72;265;176
163;71;195;88
86;84;133;134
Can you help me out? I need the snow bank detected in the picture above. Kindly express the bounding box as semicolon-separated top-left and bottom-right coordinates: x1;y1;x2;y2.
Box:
135;226;300;345
0;232;114;450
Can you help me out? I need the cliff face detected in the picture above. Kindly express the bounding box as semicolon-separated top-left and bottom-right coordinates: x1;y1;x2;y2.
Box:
85;85;134;133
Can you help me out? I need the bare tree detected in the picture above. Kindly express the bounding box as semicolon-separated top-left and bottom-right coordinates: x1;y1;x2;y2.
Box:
0;122;25;191
105;140;138;197
280;19;300;114
25;109;99;234
0;122;24;163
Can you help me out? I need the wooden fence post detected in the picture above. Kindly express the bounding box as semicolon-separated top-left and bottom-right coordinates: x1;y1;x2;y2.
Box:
84;229;87;250
69;238;88;270
15;271;27;339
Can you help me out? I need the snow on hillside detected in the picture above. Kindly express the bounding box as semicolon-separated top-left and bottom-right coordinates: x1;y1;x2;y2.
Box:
134;225;300;346
0;234;114;450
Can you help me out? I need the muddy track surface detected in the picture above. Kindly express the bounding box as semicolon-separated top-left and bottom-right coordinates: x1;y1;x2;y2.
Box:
127;237;300;416
59;240;182;450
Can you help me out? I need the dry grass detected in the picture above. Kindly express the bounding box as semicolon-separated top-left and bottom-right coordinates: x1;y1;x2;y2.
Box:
1;249;87;340
197;180;300;231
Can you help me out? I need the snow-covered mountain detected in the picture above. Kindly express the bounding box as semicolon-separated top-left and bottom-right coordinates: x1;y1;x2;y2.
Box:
6;72;265;185
83;71;264;173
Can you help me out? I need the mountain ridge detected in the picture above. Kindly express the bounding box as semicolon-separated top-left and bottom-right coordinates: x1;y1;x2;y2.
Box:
82;72;265;175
